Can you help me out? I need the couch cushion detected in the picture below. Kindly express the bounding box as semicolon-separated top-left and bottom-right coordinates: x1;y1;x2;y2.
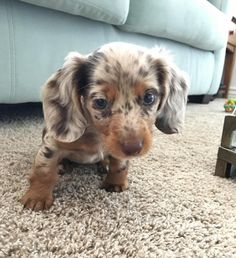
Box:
19;0;130;25
118;0;228;51
207;0;232;14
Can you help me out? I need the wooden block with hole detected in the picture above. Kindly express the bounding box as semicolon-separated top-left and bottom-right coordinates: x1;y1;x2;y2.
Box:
215;112;236;178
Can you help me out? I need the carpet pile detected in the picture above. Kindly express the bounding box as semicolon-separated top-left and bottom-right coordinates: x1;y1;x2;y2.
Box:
0;99;236;258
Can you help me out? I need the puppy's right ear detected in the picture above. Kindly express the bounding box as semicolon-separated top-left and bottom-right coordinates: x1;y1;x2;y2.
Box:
42;52;88;143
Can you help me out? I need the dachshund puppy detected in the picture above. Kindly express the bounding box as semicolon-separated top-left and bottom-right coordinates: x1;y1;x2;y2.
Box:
20;42;189;211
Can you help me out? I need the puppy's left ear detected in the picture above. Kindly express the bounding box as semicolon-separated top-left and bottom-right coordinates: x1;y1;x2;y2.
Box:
153;50;189;134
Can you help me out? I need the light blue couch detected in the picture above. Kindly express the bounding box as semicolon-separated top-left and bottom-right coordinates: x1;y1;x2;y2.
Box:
0;0;232;104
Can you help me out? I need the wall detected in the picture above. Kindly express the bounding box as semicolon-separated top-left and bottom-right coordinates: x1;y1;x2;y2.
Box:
227;2;236;98
229;61;236;98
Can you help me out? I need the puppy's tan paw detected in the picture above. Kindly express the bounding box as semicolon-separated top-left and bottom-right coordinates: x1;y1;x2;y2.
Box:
101;181;128;193
20;189;53;211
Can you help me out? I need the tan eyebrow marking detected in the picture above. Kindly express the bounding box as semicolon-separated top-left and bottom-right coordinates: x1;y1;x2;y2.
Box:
133;82;148;97
89;84;118;110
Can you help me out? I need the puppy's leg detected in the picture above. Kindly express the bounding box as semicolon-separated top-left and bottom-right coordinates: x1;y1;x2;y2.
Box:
21;136;61;211
97;157;110;174
101;157;129;192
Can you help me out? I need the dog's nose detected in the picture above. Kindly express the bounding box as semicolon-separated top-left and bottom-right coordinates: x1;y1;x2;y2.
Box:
121;140;143;156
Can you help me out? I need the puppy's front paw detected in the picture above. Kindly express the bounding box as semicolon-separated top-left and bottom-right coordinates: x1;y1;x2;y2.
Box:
101;181;129;193
20;189;53;211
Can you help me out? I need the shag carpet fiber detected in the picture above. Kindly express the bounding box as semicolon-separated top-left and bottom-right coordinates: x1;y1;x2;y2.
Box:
0;99;236;258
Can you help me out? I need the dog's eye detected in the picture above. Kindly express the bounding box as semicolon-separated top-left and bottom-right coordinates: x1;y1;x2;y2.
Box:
93;98;108;109
143;90;156;106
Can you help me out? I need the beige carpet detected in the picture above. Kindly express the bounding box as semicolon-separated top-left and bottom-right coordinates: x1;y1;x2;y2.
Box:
1;99;236;258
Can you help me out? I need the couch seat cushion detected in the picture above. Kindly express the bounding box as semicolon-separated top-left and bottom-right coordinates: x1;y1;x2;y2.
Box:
19;0;130;25
118;0;228;51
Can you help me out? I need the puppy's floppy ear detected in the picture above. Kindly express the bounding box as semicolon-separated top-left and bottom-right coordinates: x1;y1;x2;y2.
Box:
42;52;88;142
152;49;189;134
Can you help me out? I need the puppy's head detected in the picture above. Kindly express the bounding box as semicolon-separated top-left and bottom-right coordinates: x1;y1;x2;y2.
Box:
43;43;188;159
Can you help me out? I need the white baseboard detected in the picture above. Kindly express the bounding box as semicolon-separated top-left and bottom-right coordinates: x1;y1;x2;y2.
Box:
228;86;236;98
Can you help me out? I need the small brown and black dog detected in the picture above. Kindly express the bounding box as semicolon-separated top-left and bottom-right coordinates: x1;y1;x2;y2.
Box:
20;42;188;211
